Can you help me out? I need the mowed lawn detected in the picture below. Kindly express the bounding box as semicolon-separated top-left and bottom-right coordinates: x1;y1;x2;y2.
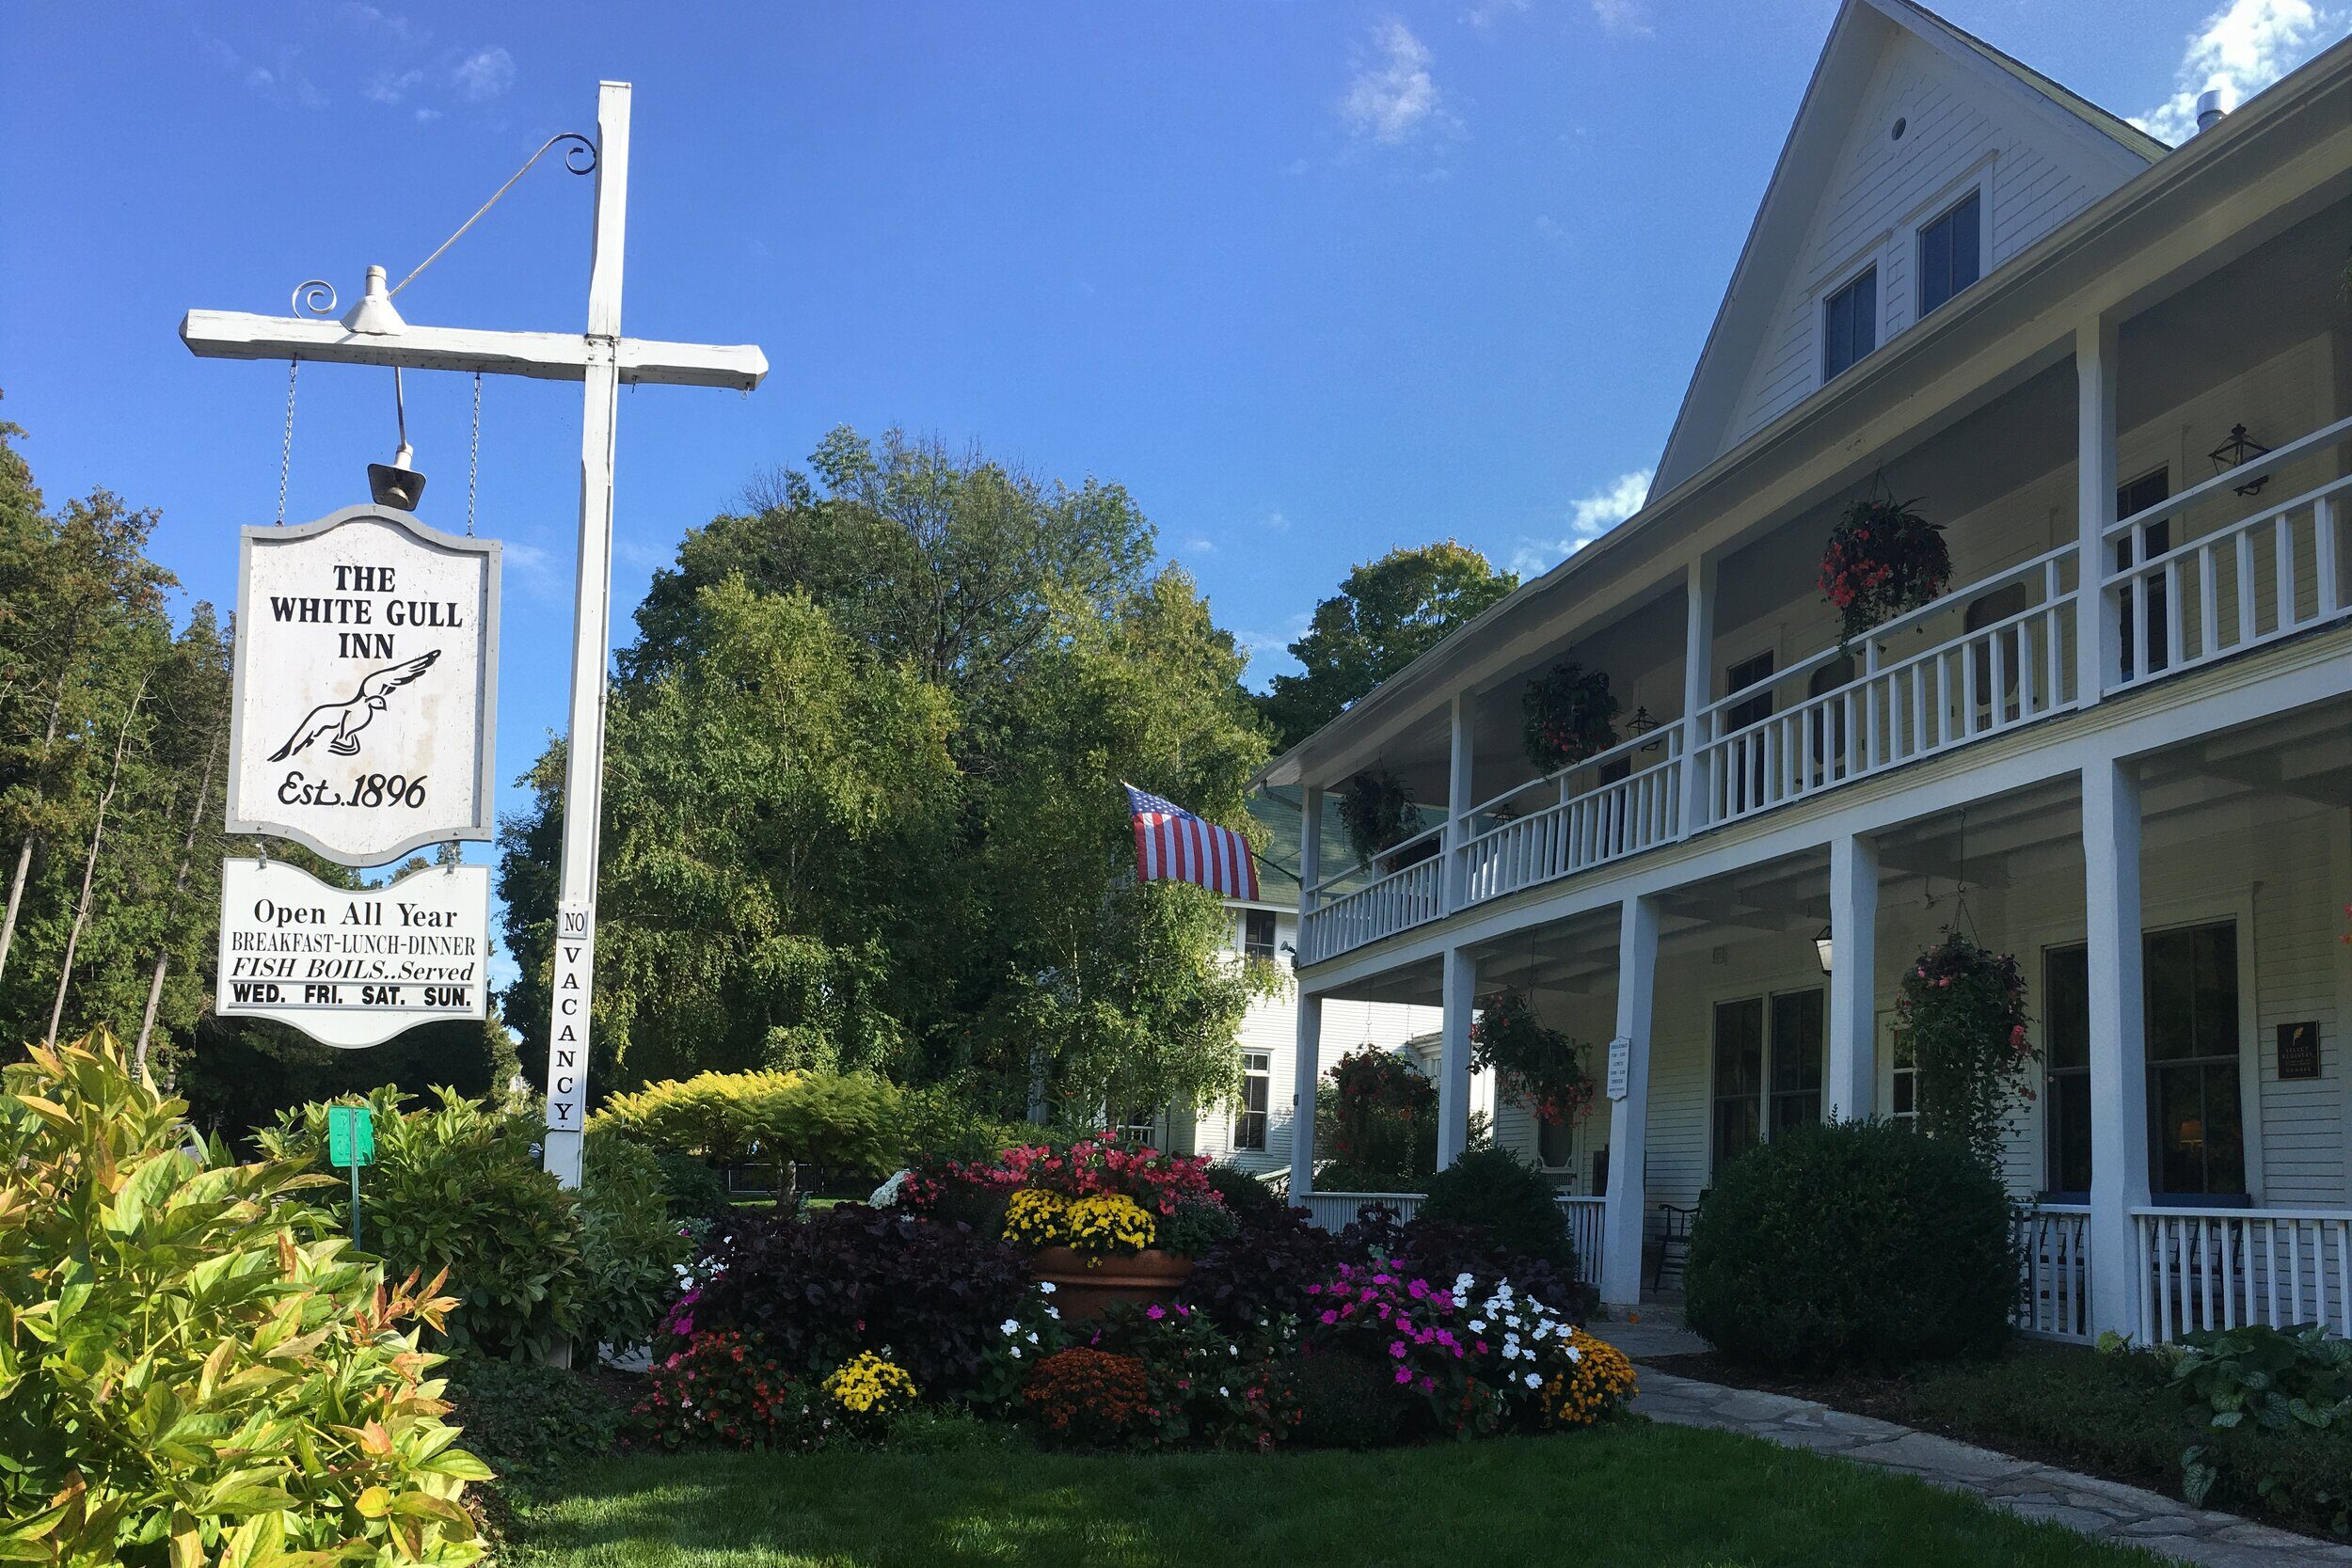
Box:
501;1420;2166;1568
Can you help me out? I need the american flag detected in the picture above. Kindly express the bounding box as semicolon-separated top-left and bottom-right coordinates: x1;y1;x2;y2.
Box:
1126;784;1260;901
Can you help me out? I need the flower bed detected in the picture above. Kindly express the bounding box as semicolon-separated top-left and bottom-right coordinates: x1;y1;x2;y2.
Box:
627;1134;1636;1461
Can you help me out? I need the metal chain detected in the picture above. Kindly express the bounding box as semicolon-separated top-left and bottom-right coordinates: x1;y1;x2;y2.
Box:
468;372;482;536
277;358;299;526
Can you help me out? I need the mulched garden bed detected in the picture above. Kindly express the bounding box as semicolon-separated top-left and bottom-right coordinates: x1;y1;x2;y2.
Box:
1641;1345;2347;1544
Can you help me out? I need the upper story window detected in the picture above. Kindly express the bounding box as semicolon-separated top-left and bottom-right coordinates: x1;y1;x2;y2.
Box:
1822;266;1878;382
1242;908;1278;962
1917;191;1982;317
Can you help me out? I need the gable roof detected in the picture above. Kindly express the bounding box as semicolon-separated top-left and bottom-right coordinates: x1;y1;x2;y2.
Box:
1648;0;2161;495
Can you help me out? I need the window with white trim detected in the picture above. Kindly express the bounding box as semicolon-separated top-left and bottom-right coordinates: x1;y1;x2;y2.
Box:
1822;266;1878;381
1233;1051;1270;1150
1916;190;1981;316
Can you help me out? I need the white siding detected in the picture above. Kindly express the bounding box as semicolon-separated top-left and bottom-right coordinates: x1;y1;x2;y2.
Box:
1728;32;2118;448
1536;802;2352;1220
1185;908;1440;1177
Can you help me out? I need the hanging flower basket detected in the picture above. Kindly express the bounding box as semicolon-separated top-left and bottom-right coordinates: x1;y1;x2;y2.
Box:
1520;661;1620;774
1817;497;1950;648
1891;928;2035;1169
1337;770;1424;869
1470;988;1596;1127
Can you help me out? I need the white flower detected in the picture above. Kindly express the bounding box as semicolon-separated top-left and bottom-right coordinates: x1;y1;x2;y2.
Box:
1044;1306;1060;1320
1001;1318;1023;1337
868;1169;911;1207
1565;1344;1583;1363
1468;1319;1486;1333
1229;1345;1240;1356
1523;1371;1542;1389
1219;1386;1232;1398
1026;1331;1040;1344
1009;1346;1022;1359
1037;1281;1057;1294
1453;1272;1475;1294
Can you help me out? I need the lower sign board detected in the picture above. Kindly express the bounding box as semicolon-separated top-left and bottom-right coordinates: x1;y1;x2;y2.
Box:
216;858;490;1047
544;901;593;1133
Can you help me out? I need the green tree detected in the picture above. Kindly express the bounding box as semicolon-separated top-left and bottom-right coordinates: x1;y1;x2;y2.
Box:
500;428;1273;1122
1258;541;1518;752
505;579;957;1087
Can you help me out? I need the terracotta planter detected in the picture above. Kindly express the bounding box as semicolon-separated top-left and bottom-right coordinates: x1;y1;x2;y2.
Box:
1029;1245;1194;1323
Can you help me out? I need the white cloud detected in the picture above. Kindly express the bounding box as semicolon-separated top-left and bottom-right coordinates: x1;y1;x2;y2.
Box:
453;45;516;103
1183;536;1217;556
1263;509;1292;533
1340;21;1451;145
1589;0;1653;38
2133;0;2343;145
365;67;422;104
1464;0;1531;31
1510;468;1653;576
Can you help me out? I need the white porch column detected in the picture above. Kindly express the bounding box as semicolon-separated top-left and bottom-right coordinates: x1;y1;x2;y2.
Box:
1825;832;1880;1121
2075;316;2119;708
1437;946;1477;1169
2084;758;2151;1340
1296;784;1323;963
1288;989;1325;1197
1444;693;1474;912
1599;895;1661;1307
1679;554;1716;833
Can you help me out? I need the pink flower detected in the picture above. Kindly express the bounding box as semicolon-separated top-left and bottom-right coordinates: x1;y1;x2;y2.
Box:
1320;1309;1339;1325
1393;1367;1413;1385
1146;1305;1166;1320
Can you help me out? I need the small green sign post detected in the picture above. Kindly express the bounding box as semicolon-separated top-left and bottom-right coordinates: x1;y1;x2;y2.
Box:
326;1104;376;1250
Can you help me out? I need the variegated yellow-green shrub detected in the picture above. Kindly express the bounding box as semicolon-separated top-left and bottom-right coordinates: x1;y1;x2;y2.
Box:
0;1031;490;1567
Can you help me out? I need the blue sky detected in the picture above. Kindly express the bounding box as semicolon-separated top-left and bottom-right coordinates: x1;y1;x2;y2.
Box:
1;0;2341;980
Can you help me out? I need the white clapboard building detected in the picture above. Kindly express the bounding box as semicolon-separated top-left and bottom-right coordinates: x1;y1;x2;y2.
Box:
1162;790;1451;1184
1260;0;2352;1345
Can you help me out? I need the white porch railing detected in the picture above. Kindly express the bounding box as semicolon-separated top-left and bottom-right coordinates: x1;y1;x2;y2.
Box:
2138;1207;2352;1342
2104;457;2351;693
1301;1190;1422;1230
1297;1190;1606;1291
1456;728;1684;907
1697;544;2080;830
1560;1195;1606;1288
2014;1204;2091;1342
1298;826;1446;965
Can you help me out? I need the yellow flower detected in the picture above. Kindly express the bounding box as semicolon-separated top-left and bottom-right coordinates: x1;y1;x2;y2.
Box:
823;1351;918;1417
1063;1193;1155;1258
1001;1187;1071;1247
1540;1331;1637;1429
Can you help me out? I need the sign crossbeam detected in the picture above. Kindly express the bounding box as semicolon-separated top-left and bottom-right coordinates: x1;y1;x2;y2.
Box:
179;311;766;390
182;79;763;1193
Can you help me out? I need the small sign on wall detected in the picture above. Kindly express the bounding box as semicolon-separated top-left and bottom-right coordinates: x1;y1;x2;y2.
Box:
2276;1022;2321;1081
1606;1036;1631;1101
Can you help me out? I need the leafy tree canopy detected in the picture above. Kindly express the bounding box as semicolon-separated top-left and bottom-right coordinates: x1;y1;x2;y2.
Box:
1257;541;1517;752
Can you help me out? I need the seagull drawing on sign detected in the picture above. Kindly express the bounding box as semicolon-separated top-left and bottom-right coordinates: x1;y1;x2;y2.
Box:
267;650;439;761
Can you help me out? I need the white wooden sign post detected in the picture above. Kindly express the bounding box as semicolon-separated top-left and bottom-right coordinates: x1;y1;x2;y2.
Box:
183;81;767;1188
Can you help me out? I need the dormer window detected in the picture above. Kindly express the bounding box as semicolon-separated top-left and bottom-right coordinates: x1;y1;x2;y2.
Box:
1918;190;1982;316
1822;266;1877;381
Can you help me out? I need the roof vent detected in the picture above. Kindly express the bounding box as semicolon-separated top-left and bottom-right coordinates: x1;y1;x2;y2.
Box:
2196;79;2236;133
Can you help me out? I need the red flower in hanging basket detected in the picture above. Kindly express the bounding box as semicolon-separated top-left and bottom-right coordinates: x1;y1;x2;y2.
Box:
1818;496;1949;649
1469;988;1596;1128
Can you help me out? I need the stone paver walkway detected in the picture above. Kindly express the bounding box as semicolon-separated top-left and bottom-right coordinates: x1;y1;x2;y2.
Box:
1630;1370;2352;1568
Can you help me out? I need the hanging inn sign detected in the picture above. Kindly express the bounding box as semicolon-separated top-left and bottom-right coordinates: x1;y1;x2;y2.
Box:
227;504;501;866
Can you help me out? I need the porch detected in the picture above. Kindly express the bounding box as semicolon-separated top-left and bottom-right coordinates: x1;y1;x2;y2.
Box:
1295;198;2352;971
1291;685;2352;1347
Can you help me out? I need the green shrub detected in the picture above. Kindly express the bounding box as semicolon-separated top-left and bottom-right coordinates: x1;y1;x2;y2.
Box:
1203;1162;1292;1230
1418;1147;1576;1275
575;1133;693;1354
442;1356;621;1491
264;1087;583;1360
651;1147;733;1222
590;1068;904;1177
1;1034;489;1564
1686;1119;2018;1373
899;1084;1032;1164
